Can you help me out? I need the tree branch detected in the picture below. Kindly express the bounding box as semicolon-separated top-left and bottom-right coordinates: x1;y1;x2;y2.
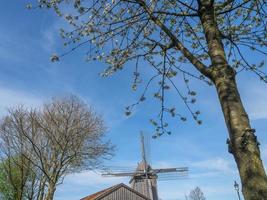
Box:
135;0;212;78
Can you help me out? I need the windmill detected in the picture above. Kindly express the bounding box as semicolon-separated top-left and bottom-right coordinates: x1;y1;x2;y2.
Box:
102;133;188;200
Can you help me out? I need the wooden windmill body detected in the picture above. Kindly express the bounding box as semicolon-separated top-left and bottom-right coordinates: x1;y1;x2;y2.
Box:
102;133;188;200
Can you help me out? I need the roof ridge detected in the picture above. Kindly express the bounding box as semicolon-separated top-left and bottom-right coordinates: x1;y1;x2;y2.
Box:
80;184;120;200
80;183;151;200
119;183;151;200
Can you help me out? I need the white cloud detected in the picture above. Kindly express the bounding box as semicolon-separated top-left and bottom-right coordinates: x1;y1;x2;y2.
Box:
261;145;267;172
201;185;233;197
153;161;177;169
150;158;236;178
55;170;129;200
42;28;57;53
240;81;267;120
40;14;74;54
262;146;267;158
63;170;129;186
0;86;43;116
190;171;226;179
191;157;234;174
56;158;238;200
158;182;197;200
40;19;64;54
158;181;234;200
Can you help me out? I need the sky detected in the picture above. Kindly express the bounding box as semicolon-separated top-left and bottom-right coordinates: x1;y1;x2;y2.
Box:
0;1;267;200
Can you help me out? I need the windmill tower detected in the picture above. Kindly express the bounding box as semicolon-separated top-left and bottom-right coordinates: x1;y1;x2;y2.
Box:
102;133;188;200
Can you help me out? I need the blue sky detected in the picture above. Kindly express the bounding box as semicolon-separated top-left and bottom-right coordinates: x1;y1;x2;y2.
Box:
0;1;267;200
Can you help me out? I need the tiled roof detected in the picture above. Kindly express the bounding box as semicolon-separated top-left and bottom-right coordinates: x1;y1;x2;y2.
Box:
80;183;150;200
80;184;121;200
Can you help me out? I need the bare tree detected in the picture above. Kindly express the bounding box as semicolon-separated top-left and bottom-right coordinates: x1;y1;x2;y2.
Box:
0;96;113;200
30;0;267;199
188;187;206;200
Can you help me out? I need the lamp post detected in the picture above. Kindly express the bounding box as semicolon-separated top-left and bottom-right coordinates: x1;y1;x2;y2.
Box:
234;181;241;200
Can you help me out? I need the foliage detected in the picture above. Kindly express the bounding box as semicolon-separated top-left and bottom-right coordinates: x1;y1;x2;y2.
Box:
0;96;113;200
0;156;34;200
0;162;13;200
27;0;267;137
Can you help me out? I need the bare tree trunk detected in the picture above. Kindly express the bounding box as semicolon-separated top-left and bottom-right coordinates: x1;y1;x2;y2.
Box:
211;66;267;200
45;183;56;200
37;176;47;200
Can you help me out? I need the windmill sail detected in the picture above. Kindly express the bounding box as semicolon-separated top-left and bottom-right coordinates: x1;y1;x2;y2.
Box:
102;132;189;200
130;160;158;200
130;133;158;200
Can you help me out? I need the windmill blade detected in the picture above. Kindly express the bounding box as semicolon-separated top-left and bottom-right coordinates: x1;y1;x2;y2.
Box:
102;170;147;177
152;167;188;174
103;166;137;173
158;176;189;181
157;169;189;181
140;132;147;166
102;172;137;177
145;133;151;165
157;172;188;179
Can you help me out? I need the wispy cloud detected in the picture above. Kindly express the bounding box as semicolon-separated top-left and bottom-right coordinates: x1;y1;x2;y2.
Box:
40;18;64;53
191;157;235;174
263;146;267;158
241;81;267;120
55;157;238;200
261;145;267;171
0;86;43;116
63;170;129;186
201;185;234;197
149;158;236;180
55;170;130;200
42;28;57;53
158;181;234;200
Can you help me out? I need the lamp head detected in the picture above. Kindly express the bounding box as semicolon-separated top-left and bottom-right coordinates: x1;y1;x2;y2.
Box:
234;181;239;190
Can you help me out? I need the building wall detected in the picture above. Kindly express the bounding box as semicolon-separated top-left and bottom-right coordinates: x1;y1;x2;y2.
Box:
131;178;158;200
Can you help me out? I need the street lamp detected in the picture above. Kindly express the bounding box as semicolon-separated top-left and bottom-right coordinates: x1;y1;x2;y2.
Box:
234;181;241;200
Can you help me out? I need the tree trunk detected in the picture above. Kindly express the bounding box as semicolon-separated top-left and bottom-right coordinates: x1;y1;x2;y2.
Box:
197;1;267;199
211;65;267;200
45;183;56;200
37;176;46;200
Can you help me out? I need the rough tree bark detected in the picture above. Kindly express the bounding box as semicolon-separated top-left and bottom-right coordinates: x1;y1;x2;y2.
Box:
45;181;56;200
212;66;267;200
37;176;47;200
199;1;267;199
